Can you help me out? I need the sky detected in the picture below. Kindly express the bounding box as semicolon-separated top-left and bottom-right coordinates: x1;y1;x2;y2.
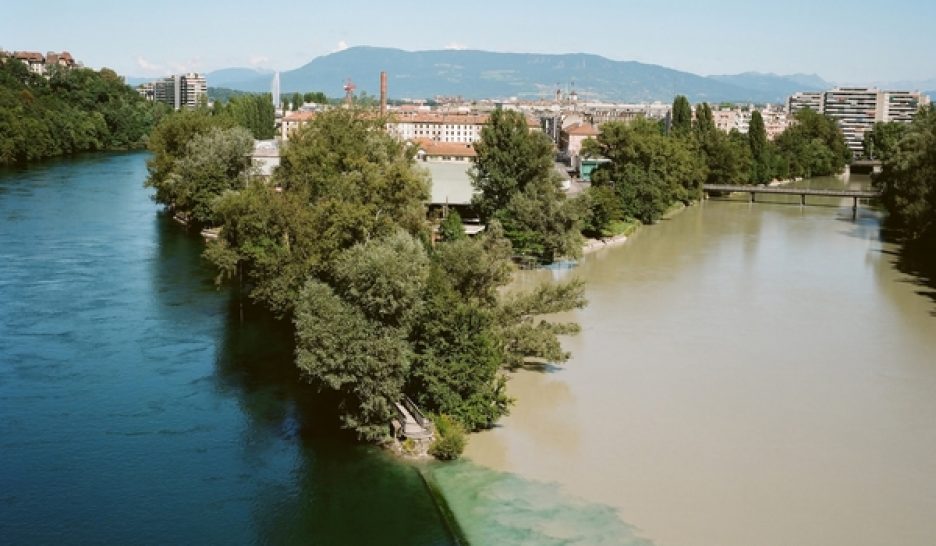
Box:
2;0;934;86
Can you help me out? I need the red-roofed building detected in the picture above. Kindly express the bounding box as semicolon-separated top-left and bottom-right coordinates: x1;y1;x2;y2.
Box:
5;50;78;75
414;139;477;162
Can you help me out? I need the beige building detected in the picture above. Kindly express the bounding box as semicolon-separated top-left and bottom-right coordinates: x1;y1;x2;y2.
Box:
280;111;316;140
3;50;77;74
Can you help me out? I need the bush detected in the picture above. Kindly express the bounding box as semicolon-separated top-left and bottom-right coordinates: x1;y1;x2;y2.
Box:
429;414;466;460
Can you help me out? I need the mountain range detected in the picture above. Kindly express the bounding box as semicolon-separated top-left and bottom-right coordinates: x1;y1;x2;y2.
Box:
131;46;929;103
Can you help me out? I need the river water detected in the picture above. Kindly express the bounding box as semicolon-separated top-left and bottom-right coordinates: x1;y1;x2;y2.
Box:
4;155;935;546
429;174;936;545
0;153;456;545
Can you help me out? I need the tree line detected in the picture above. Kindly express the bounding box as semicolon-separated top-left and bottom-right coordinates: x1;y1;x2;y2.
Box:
580;96;851;232
873;105;936;245
0;57;165;164
145;107;586;456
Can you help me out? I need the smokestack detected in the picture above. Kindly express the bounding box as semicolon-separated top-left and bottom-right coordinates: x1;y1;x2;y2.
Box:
380;71;387;116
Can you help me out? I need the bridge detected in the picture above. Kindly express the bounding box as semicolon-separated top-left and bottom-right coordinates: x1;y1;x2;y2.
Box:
703;184;880;217
392;395;434;441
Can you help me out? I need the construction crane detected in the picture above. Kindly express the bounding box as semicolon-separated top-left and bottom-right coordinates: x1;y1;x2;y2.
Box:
343;78;356;106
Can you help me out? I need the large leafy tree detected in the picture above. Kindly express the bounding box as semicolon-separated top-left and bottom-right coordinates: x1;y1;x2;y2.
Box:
748;110;770;183
670;95;692;137
217;93;276;139
585;118;705;224
470;108;555;220
774;109;850;178
206;107;430;316
471;108;582;262
874;105;936;242
864;121;908;162
161;127;254;225
145;109;237;206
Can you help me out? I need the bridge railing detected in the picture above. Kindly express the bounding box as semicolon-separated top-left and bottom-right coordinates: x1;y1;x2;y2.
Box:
402;395;432;431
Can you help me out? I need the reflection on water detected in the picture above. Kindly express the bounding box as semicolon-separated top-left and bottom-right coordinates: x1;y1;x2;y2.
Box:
0;153;455;545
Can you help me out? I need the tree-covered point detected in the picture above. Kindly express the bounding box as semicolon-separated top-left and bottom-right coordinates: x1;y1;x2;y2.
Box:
0;58;165;164
183;107;588;446
874;104;936;243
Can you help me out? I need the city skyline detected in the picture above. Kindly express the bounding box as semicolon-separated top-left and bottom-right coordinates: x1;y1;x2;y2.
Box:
1;0;935;87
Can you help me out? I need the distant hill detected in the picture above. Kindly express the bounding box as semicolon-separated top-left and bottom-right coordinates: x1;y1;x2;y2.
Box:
709;72;830;102
212;46;826;103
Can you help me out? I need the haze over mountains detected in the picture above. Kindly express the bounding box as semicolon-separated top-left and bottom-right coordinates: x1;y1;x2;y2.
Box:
129;46;933;103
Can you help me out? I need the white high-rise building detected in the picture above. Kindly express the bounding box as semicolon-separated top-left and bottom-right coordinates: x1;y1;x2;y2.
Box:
788;88;930;157
143;73;207;110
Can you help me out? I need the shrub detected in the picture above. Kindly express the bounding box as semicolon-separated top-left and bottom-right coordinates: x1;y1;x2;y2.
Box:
428;414;466;460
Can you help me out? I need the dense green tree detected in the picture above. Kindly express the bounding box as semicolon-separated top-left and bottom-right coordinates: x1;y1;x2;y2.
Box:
774;109;850;178
220;93;275;139
874;105;936;242
670;95;692;137
160;127;254;225
470;108;555;220
0;58;160;165
439;209;466;242
699;129;752;186
585;118;705;224
145;109;237;209
694;102;715;137
864;121;908;162
580;185;624;238
290;92;302;111
496;177;583;262
206;107;430;316
471;108;581;262
748;110;770;183
303;91;328;104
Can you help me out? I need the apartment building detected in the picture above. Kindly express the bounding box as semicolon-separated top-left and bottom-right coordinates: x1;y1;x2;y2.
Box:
139;73;207;110
789;88;930;156
386;112;539;144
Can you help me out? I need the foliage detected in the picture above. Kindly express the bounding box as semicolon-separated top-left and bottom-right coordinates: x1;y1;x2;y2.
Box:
428;414;466;460
581;185;624;238
144;109;240;218
470;108;555;221
495;177;584;263
161;127;254;225
874;105;936;242
439;209;466;242
303;91;328;104
192;108;585;442
0;59;161;165
864;121;908;162
471;108;582;263
207;108;430;317
670;95;692;137
774;109;850;178
215;93;275;139
295;278;413;441
585;118;705;224
748;110;770;183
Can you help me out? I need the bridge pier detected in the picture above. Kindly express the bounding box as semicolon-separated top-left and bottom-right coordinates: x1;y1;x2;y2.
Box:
853;197;858;219
750;191;756;203
801;193;806;206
